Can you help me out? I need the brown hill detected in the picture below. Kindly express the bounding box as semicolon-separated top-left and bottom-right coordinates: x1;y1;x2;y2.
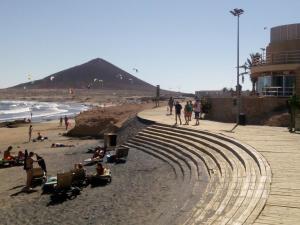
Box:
12;58;155;90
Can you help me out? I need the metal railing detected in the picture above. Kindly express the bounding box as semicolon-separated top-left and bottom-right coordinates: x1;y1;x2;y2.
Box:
261;86;294;97
266;50;300;65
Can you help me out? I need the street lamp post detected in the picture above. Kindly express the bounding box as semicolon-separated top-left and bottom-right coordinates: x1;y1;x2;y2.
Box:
230;8;244;128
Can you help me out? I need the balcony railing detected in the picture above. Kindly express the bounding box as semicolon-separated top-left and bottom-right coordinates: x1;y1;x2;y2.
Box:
261;86;294;97
252;50;300;66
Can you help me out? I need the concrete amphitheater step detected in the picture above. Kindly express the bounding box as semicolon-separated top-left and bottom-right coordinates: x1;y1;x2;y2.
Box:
126;138;208;224
125;141;187;181
143;127;250;222
136;130;236;222
124;142;184;181
133;134;199;183
139;128;244;224
147;124;271;225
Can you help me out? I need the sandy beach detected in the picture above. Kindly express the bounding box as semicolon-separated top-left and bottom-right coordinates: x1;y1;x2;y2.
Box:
0;112;206;225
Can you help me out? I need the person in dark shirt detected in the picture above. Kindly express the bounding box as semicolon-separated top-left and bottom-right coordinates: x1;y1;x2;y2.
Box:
174;101;182;125
36;154;47;174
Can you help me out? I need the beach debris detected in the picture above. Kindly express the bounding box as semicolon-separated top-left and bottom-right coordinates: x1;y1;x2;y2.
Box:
50;76;55;81
132;68;139;73
24;86;27;90
93;78;98;82
129;78;133;84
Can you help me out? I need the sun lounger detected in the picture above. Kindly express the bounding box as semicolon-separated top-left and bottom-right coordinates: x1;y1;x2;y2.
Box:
71;169;86;187
87;168;112;185
32;168;46;185
50;172;80;199
42;176;57;193
106;146;129;163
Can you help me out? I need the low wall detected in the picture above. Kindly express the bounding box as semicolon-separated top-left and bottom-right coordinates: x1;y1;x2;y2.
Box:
206;96;288;125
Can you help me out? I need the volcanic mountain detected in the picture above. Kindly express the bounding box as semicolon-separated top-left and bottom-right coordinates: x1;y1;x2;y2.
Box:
13;58;155;91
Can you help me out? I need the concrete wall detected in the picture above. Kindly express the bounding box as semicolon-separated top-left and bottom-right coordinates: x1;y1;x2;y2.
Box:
206;97;288;124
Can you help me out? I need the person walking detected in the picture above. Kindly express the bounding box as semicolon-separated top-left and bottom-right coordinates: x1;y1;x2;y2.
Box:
188;100;193;121
28;125;33;142
174;101;182;125
168;97;174;115
193;99;201;126
64;115;69;130
59;116;63;127
184;101;190;125
25;152;34;191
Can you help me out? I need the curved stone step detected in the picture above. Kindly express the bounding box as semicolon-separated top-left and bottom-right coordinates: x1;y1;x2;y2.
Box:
126;138;207;224
138;128;245;225
126;140;186;180
148;124;271;225
150;124;271;225
124;142;182;180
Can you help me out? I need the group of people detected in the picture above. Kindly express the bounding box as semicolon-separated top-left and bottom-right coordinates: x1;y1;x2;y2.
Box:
23;150;47;191
168;97;202;126
28;125;48;142
2;146;25;164
59;115;70;130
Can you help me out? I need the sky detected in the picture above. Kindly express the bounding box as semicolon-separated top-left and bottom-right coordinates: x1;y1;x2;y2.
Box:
0;0;299;93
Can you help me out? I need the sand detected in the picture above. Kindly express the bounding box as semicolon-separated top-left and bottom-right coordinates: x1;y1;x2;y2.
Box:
0;116;207;225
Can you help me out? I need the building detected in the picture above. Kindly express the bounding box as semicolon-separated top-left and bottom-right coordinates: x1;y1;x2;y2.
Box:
250;23;300;97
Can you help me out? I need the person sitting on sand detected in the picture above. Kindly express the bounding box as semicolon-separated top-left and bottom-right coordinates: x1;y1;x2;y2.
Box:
37;132;43;140
16;151;25;163
96;162;105;176
33;132;48;142
3;146;15;160
73;163;86;176
51;143;75;148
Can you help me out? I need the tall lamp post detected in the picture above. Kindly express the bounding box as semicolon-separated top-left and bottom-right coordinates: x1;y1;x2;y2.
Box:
230;8;244;129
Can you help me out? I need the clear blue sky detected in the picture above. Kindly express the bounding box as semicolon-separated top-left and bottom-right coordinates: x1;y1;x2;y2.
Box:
0;0;299;92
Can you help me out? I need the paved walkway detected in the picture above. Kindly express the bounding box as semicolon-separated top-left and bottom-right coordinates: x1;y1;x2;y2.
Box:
138;107;300;224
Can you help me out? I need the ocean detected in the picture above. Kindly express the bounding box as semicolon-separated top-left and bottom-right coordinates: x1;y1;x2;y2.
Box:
0;100;89;122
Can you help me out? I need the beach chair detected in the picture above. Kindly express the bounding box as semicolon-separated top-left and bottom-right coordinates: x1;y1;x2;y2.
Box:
42;176;57;193
88;168;112;186
32;168;46;184
51;172;80;199
0;159;15;168
71;169;86;187
106;146;129;163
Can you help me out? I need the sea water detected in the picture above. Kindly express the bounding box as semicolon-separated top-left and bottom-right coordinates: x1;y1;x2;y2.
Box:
0;100;89;122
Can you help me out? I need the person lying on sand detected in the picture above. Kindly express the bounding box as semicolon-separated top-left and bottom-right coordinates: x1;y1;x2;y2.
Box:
92;149;105;160
51;143;75;148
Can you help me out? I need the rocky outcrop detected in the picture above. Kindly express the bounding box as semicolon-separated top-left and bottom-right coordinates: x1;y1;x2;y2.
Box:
67;103;155;138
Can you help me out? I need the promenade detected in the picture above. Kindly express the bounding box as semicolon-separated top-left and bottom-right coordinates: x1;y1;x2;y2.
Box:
138;106;300;224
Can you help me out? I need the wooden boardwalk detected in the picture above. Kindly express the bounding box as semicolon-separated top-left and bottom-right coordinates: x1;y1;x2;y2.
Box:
138;107;300;224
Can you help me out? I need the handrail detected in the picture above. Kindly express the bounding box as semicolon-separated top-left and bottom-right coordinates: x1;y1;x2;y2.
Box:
253;50;300;66
261;86;294;96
